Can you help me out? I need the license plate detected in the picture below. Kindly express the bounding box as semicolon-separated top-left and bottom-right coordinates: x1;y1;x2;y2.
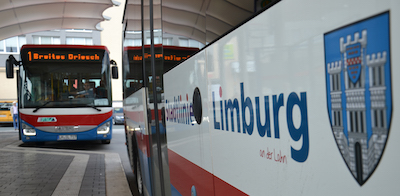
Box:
0;115;6;117
58;135;77;141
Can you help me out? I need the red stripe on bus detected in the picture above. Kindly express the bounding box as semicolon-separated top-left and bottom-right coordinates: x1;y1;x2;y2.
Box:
20;111;112;127
125;111;145;122
125;109;161;121
135;131;151;157
213;175;248;196
150;109;163;121
168;149;248;196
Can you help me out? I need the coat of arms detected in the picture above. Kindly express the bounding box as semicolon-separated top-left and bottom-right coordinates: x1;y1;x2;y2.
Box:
324;12;392;185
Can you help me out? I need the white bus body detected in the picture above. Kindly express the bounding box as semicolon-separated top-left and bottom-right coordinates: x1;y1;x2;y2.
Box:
164;0;400;195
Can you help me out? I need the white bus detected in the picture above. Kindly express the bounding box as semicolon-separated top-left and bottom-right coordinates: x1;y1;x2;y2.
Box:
123;0;400;195
6;44;118;144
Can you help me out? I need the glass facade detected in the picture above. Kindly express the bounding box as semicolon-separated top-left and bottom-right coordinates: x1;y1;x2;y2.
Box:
0;36;26;53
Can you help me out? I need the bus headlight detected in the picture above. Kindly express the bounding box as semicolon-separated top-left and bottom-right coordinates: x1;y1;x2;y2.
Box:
22;123;36;136
97;122;110;134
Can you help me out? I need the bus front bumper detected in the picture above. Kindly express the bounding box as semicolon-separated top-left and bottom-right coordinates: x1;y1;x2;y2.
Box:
21;121;112;143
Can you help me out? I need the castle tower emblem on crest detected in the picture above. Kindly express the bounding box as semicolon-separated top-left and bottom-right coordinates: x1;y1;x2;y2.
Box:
324;12;391;186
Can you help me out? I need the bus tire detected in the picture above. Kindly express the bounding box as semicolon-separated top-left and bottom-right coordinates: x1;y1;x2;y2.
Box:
101;139;111;144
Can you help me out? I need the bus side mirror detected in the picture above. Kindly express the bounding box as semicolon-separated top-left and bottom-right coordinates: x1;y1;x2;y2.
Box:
6;55;17;79
110;60;118;79
112;66;118;79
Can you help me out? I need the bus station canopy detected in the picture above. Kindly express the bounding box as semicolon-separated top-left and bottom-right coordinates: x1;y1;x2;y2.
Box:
0;0;120;41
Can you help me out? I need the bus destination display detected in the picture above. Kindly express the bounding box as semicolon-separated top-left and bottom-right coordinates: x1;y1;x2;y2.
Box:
25;50;103;62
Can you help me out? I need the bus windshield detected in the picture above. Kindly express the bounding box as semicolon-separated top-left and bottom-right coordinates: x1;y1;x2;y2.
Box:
19;52;112;109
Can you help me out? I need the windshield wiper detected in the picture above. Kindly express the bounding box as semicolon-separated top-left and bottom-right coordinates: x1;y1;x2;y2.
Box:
33;102;102;112
33;101;52;113
88;105;102;112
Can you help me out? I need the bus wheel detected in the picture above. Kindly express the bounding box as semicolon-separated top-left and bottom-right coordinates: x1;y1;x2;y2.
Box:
101;140;111;144
136;158;144;196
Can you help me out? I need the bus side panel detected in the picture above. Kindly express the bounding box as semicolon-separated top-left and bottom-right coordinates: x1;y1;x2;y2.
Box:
135;132;153;196
165;0;400;195
124;88;153;196
164;51;217;196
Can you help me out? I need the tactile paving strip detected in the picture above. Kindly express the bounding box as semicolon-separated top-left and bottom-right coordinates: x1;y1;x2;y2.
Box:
79;154;106;196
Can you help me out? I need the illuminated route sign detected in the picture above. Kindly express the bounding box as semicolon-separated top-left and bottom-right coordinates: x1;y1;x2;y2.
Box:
20;45;106;63
27;51;101;62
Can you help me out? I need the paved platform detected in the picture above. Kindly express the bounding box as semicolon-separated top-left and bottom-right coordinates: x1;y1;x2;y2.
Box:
0;128;133;196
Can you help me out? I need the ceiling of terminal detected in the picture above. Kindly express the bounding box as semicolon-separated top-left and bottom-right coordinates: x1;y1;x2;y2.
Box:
0;0;120;40
0;0;267;44
124;0;257;44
